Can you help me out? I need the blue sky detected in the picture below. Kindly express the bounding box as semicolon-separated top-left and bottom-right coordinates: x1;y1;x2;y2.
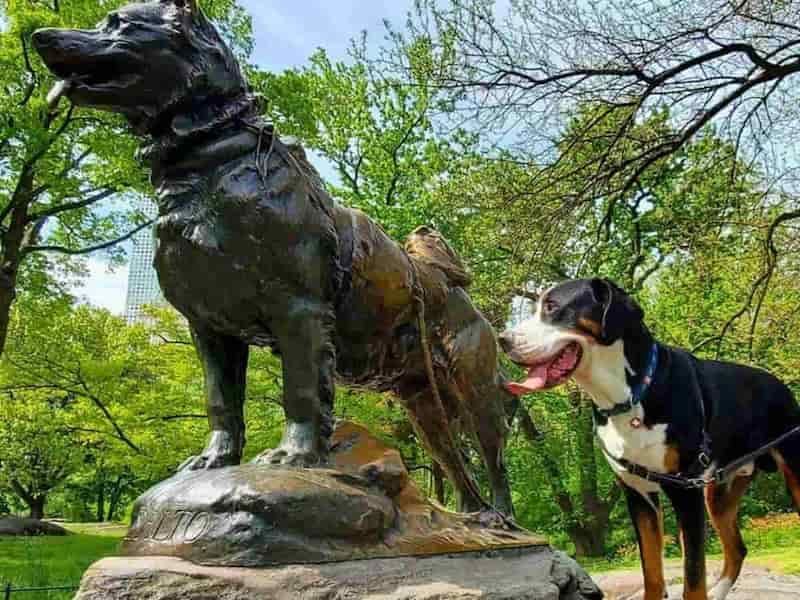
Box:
75;0;414;314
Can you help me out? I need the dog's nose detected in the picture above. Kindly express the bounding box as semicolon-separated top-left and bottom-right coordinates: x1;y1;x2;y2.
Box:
498;330;515;352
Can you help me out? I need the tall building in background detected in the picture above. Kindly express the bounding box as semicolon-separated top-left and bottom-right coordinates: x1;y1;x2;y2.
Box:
124;201;163;323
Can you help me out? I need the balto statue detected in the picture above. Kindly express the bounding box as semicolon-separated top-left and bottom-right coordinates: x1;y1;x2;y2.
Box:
34;0;515;515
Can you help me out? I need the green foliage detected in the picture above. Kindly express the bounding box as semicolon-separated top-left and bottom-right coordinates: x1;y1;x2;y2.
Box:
253;44;478;241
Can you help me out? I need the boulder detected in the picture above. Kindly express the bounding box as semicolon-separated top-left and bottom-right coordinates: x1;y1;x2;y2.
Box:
0;516;68;536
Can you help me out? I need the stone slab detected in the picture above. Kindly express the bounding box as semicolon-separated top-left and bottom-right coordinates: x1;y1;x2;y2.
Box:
74;548;603;600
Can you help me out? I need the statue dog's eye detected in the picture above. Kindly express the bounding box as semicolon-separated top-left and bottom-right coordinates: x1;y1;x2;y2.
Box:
542;299;558;314
103;13;121;31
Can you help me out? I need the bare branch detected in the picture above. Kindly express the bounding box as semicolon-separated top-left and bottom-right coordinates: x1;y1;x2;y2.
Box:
23;218;155;257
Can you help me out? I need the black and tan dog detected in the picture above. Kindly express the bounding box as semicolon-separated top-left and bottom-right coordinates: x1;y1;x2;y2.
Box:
500;278;800;600
33;0;514;516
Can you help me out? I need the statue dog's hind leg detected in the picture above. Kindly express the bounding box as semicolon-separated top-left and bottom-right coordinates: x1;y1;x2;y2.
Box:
399;379;486;513
439;288;515;517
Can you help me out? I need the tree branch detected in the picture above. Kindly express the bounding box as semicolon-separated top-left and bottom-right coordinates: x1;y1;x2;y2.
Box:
23;218;155;257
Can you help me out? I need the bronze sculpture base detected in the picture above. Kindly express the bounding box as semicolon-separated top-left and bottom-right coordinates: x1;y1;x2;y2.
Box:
122;422;541;566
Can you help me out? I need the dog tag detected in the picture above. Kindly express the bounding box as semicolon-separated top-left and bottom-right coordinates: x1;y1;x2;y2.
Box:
630;417;643;429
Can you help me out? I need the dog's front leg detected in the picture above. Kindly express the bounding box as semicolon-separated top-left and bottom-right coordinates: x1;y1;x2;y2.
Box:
252;303;333;467
624;484;666;600
181;325;249;471
664;486;708;600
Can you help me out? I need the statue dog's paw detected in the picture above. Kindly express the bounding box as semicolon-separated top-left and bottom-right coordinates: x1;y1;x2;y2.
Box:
177;450;238;472
251;446;323;468
252;422;327;468
477;508;519;531
177;431;241;472
251;446;325;468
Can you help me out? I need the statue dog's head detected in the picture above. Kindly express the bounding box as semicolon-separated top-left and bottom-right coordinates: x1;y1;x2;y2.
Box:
33;0;246;136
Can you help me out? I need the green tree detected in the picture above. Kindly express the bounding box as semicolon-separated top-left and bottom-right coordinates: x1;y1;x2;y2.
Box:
254;42;476;240
0;390;82;519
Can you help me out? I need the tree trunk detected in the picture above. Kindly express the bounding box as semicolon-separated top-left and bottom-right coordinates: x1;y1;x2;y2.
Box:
106;475;126;522
0;168;33;357
516;396;620;558
569;524;607;557
96;479;106;523
0;274;16;357
28;495;46;520
432;462;446;505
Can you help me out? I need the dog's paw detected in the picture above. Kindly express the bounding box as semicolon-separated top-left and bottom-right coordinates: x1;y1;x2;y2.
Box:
710;578;733;600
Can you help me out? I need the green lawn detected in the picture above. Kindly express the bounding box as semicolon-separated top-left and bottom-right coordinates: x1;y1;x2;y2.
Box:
583;513;800;575
0;523;123;599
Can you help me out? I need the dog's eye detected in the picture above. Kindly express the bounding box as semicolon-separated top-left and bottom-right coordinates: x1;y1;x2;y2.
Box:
542;299;558;314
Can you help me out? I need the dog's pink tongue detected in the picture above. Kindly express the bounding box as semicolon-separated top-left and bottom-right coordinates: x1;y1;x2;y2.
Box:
505;364;549;396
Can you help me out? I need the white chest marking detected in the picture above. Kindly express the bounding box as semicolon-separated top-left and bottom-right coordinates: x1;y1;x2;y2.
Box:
597;406;669;498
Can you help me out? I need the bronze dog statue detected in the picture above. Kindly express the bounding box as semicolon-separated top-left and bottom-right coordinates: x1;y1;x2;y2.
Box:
34;0;514;515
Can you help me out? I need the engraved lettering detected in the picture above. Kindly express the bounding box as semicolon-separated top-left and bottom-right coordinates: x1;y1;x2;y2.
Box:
183;511;210;542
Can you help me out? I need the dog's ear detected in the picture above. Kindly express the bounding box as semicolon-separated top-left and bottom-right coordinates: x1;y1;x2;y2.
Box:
589;278;644;344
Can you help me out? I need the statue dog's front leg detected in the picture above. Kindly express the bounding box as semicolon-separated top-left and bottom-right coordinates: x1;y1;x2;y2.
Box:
181;325;249;471
252;302;334;467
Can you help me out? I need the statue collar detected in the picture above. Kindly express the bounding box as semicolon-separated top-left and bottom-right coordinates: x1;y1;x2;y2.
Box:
141;93;263;175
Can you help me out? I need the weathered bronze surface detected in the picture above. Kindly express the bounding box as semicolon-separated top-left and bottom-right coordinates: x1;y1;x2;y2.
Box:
122;422;542;565
33;0;516;516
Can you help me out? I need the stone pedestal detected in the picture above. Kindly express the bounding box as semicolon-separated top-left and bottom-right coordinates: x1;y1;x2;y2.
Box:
74;548;601;599
77;422;602;598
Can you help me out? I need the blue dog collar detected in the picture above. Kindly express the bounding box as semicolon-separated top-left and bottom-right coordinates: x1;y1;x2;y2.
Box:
593;343;658;420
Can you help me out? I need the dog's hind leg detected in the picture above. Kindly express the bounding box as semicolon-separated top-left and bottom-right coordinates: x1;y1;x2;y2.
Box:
705;475;752;600
773;433;800;514
624;484;666;600
182;325;249;471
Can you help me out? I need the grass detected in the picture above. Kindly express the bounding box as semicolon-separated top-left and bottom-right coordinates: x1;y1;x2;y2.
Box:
583;512;800;575
0;523;123;599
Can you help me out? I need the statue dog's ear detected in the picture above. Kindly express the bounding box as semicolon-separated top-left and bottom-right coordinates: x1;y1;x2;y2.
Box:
589;278;644;344
163;0;198;12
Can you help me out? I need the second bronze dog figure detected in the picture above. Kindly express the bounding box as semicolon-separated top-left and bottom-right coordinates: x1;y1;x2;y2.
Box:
34;0;514;515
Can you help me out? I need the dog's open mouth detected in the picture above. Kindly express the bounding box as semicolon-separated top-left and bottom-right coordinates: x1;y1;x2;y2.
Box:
505;342;583;396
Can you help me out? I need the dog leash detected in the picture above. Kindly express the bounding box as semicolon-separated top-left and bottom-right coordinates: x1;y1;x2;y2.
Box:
600;424;800;489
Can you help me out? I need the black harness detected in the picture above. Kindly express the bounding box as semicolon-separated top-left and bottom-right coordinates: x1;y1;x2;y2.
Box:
594;343;800;489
